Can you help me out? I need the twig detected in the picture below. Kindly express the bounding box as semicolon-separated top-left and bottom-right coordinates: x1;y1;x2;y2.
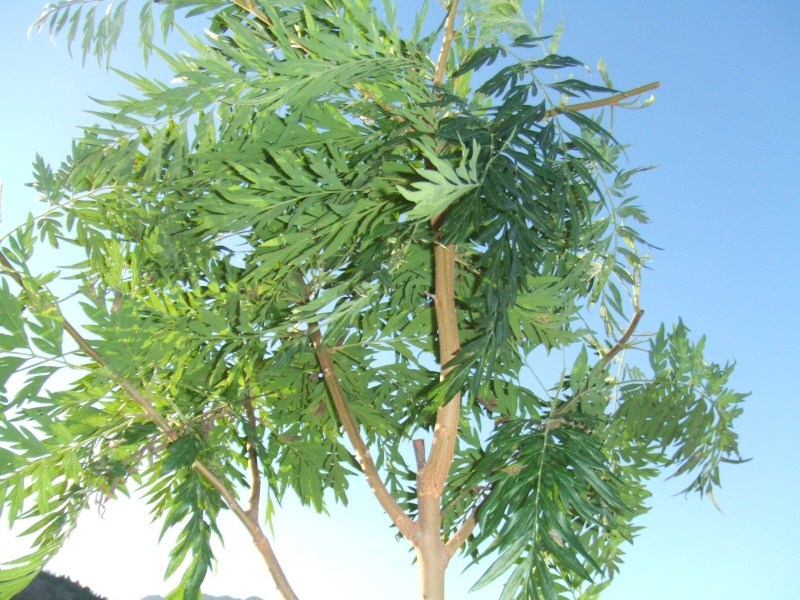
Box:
243;393;262;518
551;309;644;418
229;0;273;28
0;251;180;441
544;82;660;119
413;439;427;470
229;0;311;54
600;309;644;367
229;0;404;124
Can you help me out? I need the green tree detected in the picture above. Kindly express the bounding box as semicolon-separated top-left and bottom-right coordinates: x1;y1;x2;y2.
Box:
0;1;746;599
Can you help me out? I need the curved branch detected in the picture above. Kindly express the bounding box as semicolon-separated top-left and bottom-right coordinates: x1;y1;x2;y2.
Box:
600;309;644;367
243;393;262;518
552;309;645;418
544;82;660;119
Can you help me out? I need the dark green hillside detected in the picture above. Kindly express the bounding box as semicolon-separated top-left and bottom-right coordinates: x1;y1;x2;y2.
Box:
13;571;107;600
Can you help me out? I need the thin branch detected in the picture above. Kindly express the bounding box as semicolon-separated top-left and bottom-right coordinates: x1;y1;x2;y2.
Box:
310;327;417;540
551;309;645;418
243;393;262;519
600;308;644;367
544;82;660;119
229;0;311;54
192;462;300;600
229;0;404;124
434;0;460;85
0;250;301;600
0;251;180;441
444;502;480;562
229;0;273;28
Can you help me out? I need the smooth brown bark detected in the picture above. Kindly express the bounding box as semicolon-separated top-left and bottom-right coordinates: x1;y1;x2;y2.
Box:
413;3;463;598
310;328;417;539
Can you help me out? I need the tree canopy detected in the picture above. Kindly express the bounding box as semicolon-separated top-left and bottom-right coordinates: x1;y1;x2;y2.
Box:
0;2;746;599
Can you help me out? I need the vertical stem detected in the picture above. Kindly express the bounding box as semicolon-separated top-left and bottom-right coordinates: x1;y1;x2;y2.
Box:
414;2;461;599
243;393;262;518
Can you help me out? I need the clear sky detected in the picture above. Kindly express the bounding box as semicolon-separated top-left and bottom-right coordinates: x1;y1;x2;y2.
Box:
1;2;799;599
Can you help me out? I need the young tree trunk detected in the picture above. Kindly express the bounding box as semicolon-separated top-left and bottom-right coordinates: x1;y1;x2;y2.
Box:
415;516;447;600
414;3;463;597
415;239;462;600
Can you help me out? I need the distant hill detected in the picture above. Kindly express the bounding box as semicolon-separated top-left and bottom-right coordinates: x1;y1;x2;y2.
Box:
13;571;108;600
12;571;264;600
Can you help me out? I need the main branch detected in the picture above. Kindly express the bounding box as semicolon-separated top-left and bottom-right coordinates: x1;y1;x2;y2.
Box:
420;0;462;493
310;328;416;539
413;2;463;599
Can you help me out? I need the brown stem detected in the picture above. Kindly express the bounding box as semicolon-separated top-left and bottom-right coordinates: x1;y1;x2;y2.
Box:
193;462;299;600
413;439;427;471
243;393;262;518
444;502;480;561
420;0;462;491
544;82;661;119
552;309;644;418
418;244;462;490
434;0;460;84
600;309;644;367
309;327;416;540
413;3;462;599
0;251;300;600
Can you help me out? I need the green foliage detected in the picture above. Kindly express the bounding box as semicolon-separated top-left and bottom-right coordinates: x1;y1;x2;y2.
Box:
2;1;747;599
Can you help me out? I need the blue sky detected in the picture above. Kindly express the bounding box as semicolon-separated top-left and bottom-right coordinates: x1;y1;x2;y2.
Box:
1;1;799;599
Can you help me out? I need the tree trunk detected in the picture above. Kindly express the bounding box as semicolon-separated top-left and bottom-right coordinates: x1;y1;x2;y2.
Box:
415;495;447;600
417;4;461;599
